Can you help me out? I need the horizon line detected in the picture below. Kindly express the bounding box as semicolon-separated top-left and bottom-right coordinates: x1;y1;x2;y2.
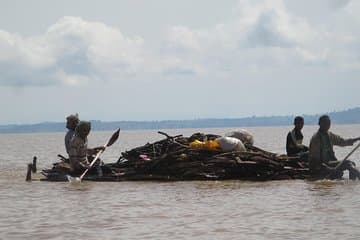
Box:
1;106;359;126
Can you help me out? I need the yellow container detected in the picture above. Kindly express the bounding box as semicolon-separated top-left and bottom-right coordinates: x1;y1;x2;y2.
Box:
190;140;205;149
204;140;220;150
190;140;220;151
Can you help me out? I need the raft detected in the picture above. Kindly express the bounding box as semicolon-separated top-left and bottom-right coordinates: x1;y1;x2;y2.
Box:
38;132;310;182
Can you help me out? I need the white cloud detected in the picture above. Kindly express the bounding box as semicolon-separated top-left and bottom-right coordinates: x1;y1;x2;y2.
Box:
165;0;317;50
163;0;360;71
166;26;202;52
0;1;359;88
0;16;146;86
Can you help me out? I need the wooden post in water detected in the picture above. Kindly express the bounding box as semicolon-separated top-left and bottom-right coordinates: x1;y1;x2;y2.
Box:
26;163;32;182
32;156;37;173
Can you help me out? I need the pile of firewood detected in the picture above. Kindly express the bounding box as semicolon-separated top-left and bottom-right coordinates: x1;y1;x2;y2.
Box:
107;131;310;181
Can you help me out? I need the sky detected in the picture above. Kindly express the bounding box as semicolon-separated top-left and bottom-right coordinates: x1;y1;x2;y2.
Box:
0;0;359;124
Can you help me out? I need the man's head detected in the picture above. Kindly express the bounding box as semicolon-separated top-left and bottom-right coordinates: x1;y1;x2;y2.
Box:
318;115;331;132
66;113;79;130
76;121;91;139
294;116;304;131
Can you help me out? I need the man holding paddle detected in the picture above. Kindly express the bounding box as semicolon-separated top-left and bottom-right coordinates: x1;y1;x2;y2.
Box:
309;115;360;180
68;121;105;176
65;113;79;156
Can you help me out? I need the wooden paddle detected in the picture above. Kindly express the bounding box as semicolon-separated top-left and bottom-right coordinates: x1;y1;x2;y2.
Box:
68;128;120;182
343;140;360;161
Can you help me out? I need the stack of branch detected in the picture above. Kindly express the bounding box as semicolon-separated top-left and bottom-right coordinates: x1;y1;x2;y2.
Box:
109;131;310;181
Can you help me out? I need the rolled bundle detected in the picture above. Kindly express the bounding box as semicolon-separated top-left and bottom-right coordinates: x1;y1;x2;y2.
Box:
215;137;246;152
225;129;254;146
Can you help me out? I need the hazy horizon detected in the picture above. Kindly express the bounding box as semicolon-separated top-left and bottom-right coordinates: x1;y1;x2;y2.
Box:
0;107;360;133
1;106;359;126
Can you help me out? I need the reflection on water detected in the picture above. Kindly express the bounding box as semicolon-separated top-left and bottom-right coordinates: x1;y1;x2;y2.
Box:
1;125;360;239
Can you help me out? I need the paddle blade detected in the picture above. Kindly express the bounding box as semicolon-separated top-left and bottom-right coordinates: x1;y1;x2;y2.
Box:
106;128;120;147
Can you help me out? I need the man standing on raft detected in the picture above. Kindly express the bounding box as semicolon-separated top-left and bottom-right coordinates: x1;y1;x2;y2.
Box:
65;113;79;156
68;121;105;176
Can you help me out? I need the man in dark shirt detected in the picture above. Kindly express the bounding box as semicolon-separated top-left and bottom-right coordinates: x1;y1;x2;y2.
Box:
286;116;309;157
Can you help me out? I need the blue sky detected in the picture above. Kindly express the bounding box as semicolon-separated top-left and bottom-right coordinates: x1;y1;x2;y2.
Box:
0;0;359;124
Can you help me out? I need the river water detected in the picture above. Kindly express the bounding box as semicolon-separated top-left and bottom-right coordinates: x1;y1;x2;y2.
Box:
1;125;360;240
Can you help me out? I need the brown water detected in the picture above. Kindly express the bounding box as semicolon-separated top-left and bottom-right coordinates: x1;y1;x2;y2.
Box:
1;125;360;240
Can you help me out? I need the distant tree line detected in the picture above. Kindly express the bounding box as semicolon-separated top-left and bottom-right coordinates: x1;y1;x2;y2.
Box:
1;107;359;133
